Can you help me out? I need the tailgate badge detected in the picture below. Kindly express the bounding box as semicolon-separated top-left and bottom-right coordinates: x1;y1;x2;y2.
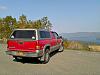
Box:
19;41;24;44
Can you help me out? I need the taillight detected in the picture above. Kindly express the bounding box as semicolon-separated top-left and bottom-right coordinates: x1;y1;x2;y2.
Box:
36;46;41;50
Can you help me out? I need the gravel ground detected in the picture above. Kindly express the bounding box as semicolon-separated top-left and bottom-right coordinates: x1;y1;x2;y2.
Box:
0;44;100;75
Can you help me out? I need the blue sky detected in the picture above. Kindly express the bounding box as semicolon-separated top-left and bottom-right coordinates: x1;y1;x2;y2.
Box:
0;0;100;33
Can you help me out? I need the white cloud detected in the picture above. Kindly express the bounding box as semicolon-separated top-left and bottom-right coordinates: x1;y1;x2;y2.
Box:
0;6;7;11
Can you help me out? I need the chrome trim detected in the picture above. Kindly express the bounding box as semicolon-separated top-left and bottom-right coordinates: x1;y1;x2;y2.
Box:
36;29;38;40
50;45;60;52
6;50;43;57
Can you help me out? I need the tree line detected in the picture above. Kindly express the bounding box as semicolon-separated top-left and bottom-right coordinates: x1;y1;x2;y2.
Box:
0;14;52;39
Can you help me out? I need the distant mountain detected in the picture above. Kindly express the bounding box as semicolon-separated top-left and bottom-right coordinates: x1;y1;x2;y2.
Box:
60;32;100;44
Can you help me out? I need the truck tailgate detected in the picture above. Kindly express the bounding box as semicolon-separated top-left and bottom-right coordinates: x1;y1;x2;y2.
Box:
7;40;37;52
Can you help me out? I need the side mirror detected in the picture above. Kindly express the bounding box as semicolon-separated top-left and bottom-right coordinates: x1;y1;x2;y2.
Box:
57;36;62;39
11;35;14;39
59;36;62;39
32;36;35;40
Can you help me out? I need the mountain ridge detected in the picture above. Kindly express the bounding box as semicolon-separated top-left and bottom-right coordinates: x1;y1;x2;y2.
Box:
60;32;100;44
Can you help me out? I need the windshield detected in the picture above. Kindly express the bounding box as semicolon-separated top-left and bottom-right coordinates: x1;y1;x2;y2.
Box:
11;30;36;39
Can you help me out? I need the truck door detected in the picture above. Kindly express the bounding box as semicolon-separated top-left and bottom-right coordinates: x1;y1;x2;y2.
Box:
51;32;60;51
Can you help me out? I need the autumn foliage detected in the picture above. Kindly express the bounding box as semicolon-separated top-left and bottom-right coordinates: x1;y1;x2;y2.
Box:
0;15;52;39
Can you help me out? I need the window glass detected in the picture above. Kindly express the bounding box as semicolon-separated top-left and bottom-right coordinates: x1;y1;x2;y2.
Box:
45;32;50;38
11;30;36;39
40;31;46;38
40;31;50;38
52;32;59;39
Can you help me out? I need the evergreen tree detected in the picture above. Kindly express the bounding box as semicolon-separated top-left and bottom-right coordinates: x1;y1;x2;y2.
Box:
18;14;27;28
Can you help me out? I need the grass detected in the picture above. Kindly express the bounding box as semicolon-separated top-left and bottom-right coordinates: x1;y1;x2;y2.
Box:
63;40;90;51
63;40;100;52
89;45;100;52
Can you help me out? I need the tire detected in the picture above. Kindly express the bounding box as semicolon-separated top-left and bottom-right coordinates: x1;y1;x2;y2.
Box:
39;49;50;64
13;56;23;61
58;44;64;52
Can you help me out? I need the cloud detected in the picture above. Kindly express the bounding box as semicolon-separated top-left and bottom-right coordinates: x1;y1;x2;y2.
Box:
0;6;7;11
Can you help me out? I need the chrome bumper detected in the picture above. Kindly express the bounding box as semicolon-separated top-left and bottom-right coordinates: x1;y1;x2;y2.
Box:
6;50;43;57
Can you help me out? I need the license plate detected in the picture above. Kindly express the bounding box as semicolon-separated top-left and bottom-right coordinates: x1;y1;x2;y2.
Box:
17;52;24;56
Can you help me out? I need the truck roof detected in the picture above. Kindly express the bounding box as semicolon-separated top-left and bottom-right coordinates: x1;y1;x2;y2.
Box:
14;29;52;32
14;29;37;30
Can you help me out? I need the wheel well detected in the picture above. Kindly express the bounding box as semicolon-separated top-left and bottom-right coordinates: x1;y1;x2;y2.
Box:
43;46;50;53
45;46;50;51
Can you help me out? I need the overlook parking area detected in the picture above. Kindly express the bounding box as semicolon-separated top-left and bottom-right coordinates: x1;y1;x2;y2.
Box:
0;44;100;75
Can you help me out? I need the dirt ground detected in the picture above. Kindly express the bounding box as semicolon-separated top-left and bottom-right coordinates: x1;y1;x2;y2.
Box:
0;44;100;75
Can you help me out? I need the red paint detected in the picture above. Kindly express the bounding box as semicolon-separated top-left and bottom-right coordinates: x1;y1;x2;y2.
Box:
7;40;37;52
7;29;63;58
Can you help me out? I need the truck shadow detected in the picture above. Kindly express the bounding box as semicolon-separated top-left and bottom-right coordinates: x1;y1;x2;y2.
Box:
13;50;59;64
50;50;59;58
13;58;41;64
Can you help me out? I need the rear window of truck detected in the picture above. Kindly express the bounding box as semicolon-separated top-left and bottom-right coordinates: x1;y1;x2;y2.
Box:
11;30;36;39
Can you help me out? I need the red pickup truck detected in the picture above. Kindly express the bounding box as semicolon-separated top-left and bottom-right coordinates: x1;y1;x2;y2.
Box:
6;29;64;64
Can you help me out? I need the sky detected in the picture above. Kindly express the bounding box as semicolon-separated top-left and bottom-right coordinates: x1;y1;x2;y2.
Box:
0;0;100;33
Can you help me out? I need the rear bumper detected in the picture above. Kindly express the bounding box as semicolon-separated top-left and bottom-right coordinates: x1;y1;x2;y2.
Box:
6;50;43;57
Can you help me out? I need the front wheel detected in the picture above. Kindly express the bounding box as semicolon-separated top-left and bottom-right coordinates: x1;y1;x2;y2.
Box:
39;49;50;64
58;44;64;52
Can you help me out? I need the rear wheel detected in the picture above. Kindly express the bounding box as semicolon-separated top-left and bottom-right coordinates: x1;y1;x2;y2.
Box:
13;56;23;61
39;49;50;64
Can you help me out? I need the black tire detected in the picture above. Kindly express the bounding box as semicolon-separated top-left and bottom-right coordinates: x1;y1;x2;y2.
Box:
39;49;50;64
58;44;64;52
13;56;23;61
